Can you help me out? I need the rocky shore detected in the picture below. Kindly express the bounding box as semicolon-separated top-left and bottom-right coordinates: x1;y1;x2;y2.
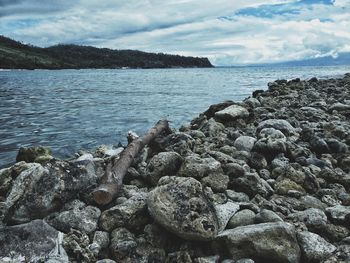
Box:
1;73;350;263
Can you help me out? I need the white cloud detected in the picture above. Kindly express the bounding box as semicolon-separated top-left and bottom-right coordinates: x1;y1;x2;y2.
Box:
1;0;349;65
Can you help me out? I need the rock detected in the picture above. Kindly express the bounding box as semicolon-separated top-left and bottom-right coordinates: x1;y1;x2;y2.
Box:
201;173;229;192
0;219;68;262
225;190;250;202
310;137;329;154
89;231;110;257
245;97;261;108
147;176;219;241
253;128;287;156
255;209;283;223
249;152;268;170
257;119;295;136
233;173;274;198
99;193;148;232
157;132;194;155
297;231;336;263
329;102;350;111
214;201;240;232
216;222;300;263
47;200;101;234
76;153;94;162
166;251;193;263
1;161;98;224
95;145;123;158
326;205;350;224
326;138;348;153
227;209;256;228
200;118;226;137
286;208;327;228
109;228;137;261
274;179;305;195
16;146;53;163
63;229;95;262
223;163;245;178
178;154;223;179
194;255;220;263
215;105;249;121
234;136;257;152
146;151;183;185
96;260;117;263
236;259;255;263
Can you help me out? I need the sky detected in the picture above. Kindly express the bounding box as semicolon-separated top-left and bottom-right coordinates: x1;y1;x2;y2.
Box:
0;0;350;66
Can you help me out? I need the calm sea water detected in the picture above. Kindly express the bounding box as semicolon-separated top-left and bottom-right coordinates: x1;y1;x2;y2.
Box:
1;66;350;167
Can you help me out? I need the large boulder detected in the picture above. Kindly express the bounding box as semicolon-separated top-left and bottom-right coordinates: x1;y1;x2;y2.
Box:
0;219;68;262
216;222;300;263
297;231;336;263
147;176;219;241
0;160;98;224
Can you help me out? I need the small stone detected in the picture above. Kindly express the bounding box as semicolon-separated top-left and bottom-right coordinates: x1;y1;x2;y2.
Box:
109;228;137;261
326;205;350;224
225;190;250;202
286;208;327;228
201;173;229;192
255;209;283;223
257;119;295;135
194;255;220;263
178;154;222;179
215;201;240;232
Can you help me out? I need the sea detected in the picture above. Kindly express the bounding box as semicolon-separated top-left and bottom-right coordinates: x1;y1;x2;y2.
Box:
1;65;350;167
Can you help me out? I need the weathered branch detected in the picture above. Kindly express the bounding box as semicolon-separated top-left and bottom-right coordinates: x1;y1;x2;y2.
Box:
92;120;170;205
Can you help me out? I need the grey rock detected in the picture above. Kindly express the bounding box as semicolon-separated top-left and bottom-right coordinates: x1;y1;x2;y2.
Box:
200;118;225;137
233;173;274;198
234;136;257;152
96;260;117;263
215;105;249;121
253;128;287;156
236;259;255;263
147;176;219;241
286;208;327;228
109;228;137;261
194;255;220;263
329;102;350;111
0;219;68;262
214;201;240;232
223;163;245;178
178;154;222;179
100;193;148;232
16;146;53;163
255;209;283;223
326;205;350;224
47;200;101;234
201;173;229;192
225;190;250;202
95;145;123;157
76;153;94;162
257;119;295;135
89;231;110;256
228;209;256;228
297;231;336;263
216;222;300;263
146;151;183;185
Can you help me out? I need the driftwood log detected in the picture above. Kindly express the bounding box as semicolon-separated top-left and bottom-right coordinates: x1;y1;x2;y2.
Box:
92;120;170;205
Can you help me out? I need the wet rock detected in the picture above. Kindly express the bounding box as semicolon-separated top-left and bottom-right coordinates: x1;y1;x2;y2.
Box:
47;200;101;234
0;219;68;262
16;146;53;163
147;176;219;241
146;151;183;185
99;193;148;232
297;231;336;263
178;154;223;179
227;209;256;228
215;105;249;121
216;222;300;263
234;136;257;152
257;119;295;136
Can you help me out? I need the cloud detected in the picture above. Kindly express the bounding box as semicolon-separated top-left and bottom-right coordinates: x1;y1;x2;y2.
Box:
0;0;349;65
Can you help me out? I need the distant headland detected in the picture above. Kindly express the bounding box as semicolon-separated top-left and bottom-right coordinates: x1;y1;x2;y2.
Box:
0;35;213;70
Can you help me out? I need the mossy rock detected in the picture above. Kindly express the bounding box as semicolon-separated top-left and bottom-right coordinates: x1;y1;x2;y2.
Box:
275;179;305;195
16;146;53;163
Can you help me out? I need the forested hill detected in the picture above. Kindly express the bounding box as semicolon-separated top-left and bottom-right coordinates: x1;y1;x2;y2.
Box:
0;36;213;69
